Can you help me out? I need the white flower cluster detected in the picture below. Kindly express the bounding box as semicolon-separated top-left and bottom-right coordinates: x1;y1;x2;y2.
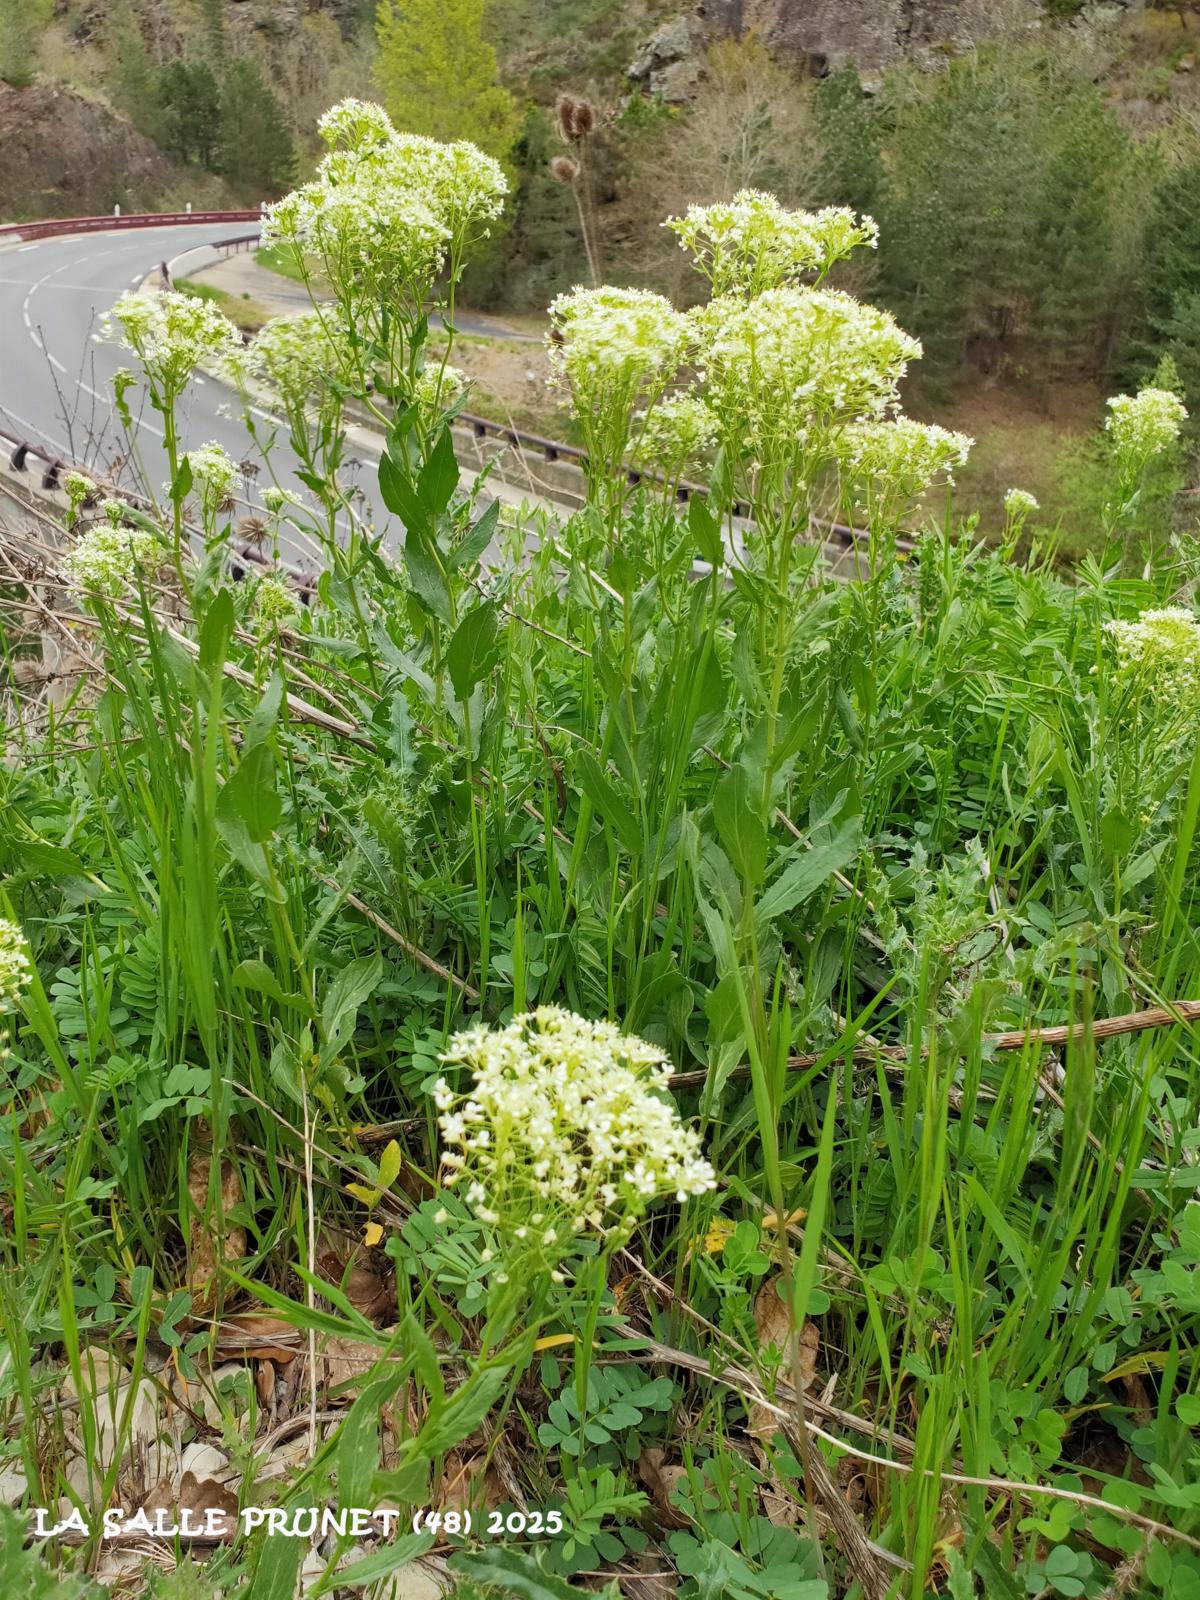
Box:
634;393;718;478
262;486;300;516
262;99;507;311
413;362;469;415
433;1006;715;1241
62;523;165;598
1004;487;1039;519
0;919;32;1011
105;291;244;399
250;312;357;413
1105;387;1188;472
1105;606;1200;696
549;286;691;401
186;441;238;517
253;573;299;627
667;192;878;298
842;417;973;497
64;471;95;509
695;287;921;446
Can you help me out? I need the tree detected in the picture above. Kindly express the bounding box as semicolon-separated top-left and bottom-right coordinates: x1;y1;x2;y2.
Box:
157;60;221;168
618;36;820;297
1126;154;1200;415
374;0;519;166
812;64;884;218
878;45;1134;386
106;0;161;141
216;58;297;199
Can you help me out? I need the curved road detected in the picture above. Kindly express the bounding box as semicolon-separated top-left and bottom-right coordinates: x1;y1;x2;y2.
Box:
0;222;453;561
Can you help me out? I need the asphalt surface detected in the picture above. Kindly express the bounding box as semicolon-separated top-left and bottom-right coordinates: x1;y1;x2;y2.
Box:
0;222;530;567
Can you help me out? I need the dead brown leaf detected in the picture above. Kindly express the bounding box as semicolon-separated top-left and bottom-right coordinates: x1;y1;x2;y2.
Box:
437;1450;505;1517
213;1313;302;1365
136;1471;238;1541
318;1332;396;1394
637;1447;690;1530
315;1227;395;1323
753;1276;819;1390
187;1155;246;1316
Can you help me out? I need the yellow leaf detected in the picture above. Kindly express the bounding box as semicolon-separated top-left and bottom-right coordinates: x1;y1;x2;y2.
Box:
378;1139;402;1192
346;1182;380;1206
362;1221;384;1248
533;1333;576;1352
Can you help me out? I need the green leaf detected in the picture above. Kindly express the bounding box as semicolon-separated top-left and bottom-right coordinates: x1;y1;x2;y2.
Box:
244;673;284;750
754;818;861;926
232;959;313;1013
688;495;722;566
198;587;234;674
379;450;422;530
418;426;460;518
711;763;767;884
416;1364;508;1457
574;750;641;856
449;1547;585;1600
216;743;281;846
449;496;500;571
446;601;500;701
316;1531;433;1593
337;1368;408;1512
170;455;193;505
321;953;383;1051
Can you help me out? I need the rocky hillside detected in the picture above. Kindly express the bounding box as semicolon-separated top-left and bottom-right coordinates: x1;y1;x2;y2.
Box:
631;0;1151;95
0;83;219;219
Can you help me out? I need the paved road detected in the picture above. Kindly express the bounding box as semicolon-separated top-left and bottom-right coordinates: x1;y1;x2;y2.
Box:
0;222;534;569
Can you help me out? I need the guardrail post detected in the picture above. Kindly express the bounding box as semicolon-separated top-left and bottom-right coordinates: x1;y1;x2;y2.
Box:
41;461;61;491
10;442;28;472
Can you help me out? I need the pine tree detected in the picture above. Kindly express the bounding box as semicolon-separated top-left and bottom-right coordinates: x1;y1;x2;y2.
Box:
216;58;296;199
157;60;221;168
813;65;884;217
1126;156;1200;412
106;0;161;141
374;0;519;166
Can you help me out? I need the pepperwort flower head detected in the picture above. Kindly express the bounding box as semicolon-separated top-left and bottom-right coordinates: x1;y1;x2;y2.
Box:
413;362;468;415
694;287;921;457
433;1006;715;1243
1105;606;1200;698
666;191;878;298
186;441;238;518
62;523;165;598
253;573;299;628
1105;387;1187;474
632;392;718;481
1004;487;1039;519
64;472;95;509
263;100;507;314
842;417;973;498
0;919;31;1011
548;287;692;471
105;291;244;399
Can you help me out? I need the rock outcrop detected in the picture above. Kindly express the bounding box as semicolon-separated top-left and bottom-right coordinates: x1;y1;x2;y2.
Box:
629;0;1141;95
0;84;186;220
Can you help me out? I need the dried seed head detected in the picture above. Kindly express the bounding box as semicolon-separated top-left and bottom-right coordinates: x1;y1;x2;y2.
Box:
556;93;596;145
238;515;269;548
549;155;579;185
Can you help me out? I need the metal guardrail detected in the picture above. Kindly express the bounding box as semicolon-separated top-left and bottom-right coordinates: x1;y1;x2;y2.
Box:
0;210;262;244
